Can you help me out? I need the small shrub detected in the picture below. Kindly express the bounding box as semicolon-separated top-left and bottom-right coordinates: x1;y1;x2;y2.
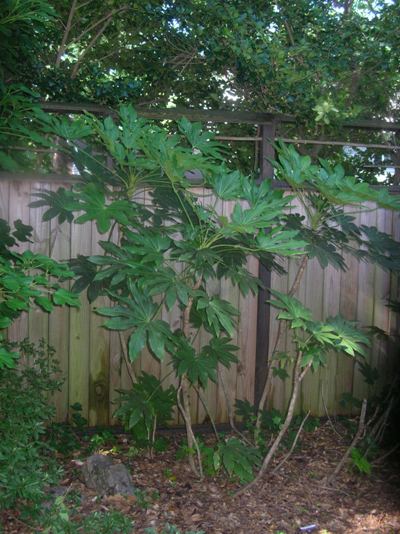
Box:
179;436;261;483
41;497;134;533
114;372;176;449
0;339;62;512
47;403;89;456
351;447;372;475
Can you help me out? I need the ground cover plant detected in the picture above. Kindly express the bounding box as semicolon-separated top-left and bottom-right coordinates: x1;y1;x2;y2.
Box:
0;339;62;515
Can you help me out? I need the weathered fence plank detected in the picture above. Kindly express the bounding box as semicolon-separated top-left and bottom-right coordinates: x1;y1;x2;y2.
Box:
49;181;71;422
69;217;92;421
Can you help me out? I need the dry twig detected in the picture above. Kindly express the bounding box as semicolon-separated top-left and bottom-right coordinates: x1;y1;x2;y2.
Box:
272;410;311;475
327;398;367;485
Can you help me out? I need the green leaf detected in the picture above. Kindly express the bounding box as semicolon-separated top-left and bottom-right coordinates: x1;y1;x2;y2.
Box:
268;290;312;329
53;288;80;307
219;438;261;483
201;337;238;368
351;448;371;475
325;315;369;357
148;327;166;360
0;317;12;329
128;328;146;361
213;171;243;199
0;345;18;368
34;296;53;312
173;338;217;387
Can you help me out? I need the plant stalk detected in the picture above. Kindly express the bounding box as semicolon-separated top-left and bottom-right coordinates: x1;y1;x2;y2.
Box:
255;254;308;433
236;352;312;496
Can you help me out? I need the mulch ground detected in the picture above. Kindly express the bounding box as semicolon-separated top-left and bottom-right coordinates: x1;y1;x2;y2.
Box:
2;422;400;533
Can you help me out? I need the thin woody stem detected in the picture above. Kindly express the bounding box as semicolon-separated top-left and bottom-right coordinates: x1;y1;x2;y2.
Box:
118;331;136;385
236;354;312;497
255;254;308;432
178;277;204;478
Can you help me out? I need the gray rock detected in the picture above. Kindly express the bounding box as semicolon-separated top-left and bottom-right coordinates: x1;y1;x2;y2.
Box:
82;454;136;496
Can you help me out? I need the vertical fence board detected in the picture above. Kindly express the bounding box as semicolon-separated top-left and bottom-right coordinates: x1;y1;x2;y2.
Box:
237;255;258;407
198;192;221;424
69;221;91;421
89;224;111;426
300;257;322;414
161;262;182;425
269;257;289;412
371;207;392;394
108;223;124;424
335;206;361;413
216;199;239;423
49;181;71;422
286;198;308;414
353;204;377;406
7;181;31;343
29;181;50;345
0;179;9;219
389;210;400;378
319;263;341;415
0;180;10;343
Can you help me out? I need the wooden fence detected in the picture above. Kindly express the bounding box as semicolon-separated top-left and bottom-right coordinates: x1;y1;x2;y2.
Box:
0;174;398;425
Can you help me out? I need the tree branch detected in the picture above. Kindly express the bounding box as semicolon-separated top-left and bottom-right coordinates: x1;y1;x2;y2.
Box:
72;5;129;44
55;0;78;68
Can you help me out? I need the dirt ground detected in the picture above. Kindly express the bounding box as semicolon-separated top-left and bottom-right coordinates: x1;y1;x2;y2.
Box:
2;423;400;533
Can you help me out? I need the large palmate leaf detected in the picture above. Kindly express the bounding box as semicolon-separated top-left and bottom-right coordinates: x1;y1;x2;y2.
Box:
96;290;173;361
219;438;261;483
201;337;239;368
358;225;400;271
172;337;218;388
196;295;239;337
212;170;243;199
74;183;133;233
324;315;370;357
268;290;312;329
256;229;307;256
29;188;77;224
178;117;225;160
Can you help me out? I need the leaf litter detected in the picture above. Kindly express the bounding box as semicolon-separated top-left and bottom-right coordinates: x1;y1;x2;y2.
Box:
2;424;399;533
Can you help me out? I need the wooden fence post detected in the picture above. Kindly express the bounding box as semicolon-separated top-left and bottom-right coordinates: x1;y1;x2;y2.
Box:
254;122;276;407
393;132;400;185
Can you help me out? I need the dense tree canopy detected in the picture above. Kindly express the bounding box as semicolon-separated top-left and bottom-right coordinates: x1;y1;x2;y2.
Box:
2;1;399;119
1;0;399;179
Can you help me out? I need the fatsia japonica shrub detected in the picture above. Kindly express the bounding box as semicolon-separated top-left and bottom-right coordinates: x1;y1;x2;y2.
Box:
29;105;306;477
29;107;400;485
237;143;400;490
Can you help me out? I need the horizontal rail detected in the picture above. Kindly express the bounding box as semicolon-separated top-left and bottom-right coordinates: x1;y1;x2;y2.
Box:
1;172;399;193
40;102;400;131
3;137;399;153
